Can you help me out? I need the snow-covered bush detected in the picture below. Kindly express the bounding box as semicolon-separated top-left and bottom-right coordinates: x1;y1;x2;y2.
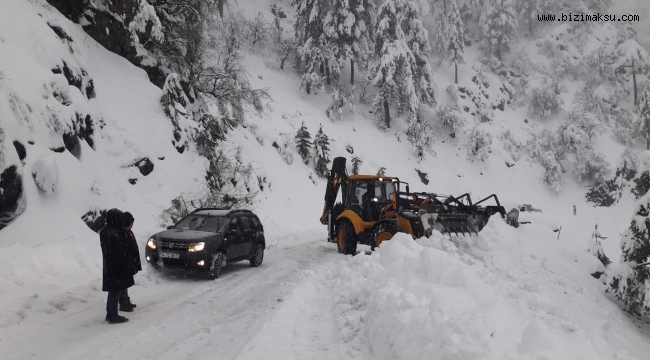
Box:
528;129;565;193
610;106;640;145
406;113;436;162
272;133;295;166
326;86;355;121
529;86;563;119
158;146;258;219
32;156;59;195
498;130;525;162
606;194;650;316
437;104;467;133
574;148;610;183
476;102;494;123
467;128;492;162
566;109;605;142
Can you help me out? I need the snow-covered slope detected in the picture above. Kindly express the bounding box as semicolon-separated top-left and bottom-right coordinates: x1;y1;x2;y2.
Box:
1;0;649;358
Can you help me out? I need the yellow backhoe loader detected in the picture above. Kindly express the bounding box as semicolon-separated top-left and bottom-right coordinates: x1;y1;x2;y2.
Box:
320;157;512;255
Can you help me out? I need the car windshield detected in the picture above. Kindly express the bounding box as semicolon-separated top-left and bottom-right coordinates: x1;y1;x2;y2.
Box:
174;215;228;232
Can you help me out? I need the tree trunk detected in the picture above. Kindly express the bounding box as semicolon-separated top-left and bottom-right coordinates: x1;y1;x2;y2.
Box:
280;53;288;70
645;118;650;150
217;0;226;19
383;99;391;128
350;59;355;86
455;62;458;84
326;66;331;86
306;81;311;95
320;62;324;76
633;59;638;106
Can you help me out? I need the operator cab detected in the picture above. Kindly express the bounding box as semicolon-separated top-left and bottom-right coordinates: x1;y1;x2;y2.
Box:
347;178;399;221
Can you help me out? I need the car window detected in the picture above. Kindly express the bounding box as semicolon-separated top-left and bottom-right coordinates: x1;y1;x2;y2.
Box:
241;216;252;231
228;218;241;233
198;216;228;233
251;217;260;228
174;215;205;230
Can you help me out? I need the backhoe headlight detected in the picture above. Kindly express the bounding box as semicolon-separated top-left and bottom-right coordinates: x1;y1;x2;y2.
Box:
188;242;205;252
372;197;379;202
147;238;157;250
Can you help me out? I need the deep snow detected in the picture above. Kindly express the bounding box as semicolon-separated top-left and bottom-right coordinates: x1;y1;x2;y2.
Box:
1;0;650;359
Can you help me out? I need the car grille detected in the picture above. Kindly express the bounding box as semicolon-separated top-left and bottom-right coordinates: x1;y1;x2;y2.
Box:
159;240;190;251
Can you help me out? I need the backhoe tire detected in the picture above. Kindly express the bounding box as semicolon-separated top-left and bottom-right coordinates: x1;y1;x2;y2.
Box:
371;222;401;251
337;220;358;255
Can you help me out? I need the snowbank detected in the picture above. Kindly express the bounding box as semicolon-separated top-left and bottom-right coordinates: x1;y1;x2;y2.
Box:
322;218;649;360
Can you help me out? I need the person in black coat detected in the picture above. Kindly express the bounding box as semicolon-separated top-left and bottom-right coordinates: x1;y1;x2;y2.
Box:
100;208;135;324
119;212;141;310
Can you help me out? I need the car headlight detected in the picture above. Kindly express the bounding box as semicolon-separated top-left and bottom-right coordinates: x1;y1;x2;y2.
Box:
147;238;157;250
188;242;205;252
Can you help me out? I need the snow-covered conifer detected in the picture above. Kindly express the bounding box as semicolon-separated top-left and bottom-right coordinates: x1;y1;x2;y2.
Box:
368;0;437;127
637;81;650;145
607;195;650;315
351;156;362;174
447;0;466;83
323;0;374;85
295;121;313;164
313;124;331;177
430;3;449;62
479;0;518;60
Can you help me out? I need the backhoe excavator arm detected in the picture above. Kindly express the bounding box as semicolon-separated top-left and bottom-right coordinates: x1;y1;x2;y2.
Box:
320;157;348;225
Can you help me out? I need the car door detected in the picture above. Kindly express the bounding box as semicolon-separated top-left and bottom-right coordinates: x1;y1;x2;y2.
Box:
239;216;254;257
225;217;243;260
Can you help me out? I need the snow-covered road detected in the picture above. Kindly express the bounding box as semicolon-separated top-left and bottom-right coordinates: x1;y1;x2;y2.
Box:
0;235;341;360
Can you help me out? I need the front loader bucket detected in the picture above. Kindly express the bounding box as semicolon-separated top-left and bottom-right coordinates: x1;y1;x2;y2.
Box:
420;212;483;237
434;214;483;236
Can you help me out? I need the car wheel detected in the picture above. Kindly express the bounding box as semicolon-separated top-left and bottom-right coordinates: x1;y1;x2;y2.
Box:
250;244;264;267
208;252;225;280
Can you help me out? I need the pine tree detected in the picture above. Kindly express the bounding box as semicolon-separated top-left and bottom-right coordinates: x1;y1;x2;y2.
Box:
606;198;650;315
313;124;331;177
351;156;362;174
430;3;449;62
517;0;556;36
368;0;437;127
637;81;650;150
292;0;332;93
295;121;313;164
479;0;518;60
447;0;466;84
323;0;374;85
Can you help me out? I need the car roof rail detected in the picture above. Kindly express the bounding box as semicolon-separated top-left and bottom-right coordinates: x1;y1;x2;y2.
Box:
228;209;253;215
190;207;229;214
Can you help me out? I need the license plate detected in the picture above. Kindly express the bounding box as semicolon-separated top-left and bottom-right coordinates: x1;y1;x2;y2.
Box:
161;252;180;259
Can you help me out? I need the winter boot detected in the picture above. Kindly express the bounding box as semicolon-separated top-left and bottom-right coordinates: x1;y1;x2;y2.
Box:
119;302;134;312
120;294;136;309
105;315;129;324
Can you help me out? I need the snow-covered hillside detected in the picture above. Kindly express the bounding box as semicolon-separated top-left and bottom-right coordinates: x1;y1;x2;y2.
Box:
2;0;650;359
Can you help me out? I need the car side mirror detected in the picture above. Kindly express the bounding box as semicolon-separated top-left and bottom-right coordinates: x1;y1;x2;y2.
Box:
167;225;174;230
